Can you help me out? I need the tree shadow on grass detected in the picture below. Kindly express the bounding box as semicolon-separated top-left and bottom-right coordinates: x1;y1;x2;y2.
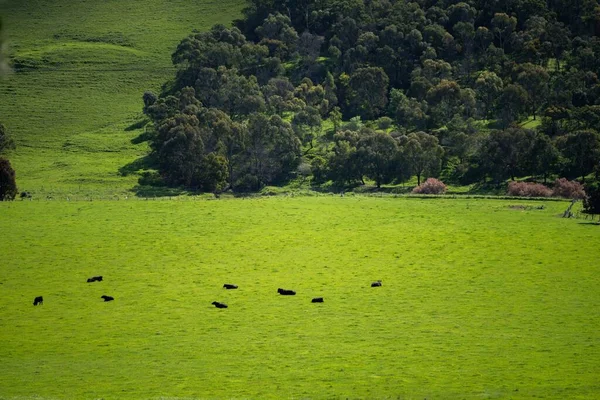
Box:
131;130;154;145
577;221;600;226
125;118;150;132
130;185;188;198
118;154;157;177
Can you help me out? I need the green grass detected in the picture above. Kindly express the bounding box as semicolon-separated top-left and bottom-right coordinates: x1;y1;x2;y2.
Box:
520;116;543;130
1;197;599;399
0;0;245;195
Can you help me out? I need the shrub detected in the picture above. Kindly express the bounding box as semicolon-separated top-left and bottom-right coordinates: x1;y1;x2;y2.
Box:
0;157;17;201
138;171;165;187
552;178;586;199
412;178;447;194
507;181;552;197
234;174;261;192
583;179;600;215
376;116;393;130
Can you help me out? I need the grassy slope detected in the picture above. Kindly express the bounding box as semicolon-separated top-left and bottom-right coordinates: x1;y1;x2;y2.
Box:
1;197;599;399
0;0;244;196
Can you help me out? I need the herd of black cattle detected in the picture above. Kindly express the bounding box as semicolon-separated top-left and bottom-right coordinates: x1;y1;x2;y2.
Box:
32;278;384;308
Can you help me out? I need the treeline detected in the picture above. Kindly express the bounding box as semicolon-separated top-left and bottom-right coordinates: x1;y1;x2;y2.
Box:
141;0;600;193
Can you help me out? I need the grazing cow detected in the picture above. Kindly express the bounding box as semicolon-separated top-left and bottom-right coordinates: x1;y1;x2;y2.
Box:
212;301;228;309
101;295;114;302
33;296;43;306
277;288;296;296
223;284;238;289
311;297;324;303
371;280;382;287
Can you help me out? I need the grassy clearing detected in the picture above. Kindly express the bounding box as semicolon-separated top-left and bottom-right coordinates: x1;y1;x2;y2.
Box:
0;0;244;195
1;197;599;399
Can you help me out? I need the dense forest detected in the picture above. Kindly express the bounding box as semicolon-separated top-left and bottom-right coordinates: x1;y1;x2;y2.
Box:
140;0;600;196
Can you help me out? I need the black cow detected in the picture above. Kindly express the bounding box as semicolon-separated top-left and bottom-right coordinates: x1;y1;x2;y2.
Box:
101;295;114;302
33;296;43;306
87;276;103;283
311;297;324;303
371;280;382;287
212;301;228;309
223;284;238;289
277;288;296;296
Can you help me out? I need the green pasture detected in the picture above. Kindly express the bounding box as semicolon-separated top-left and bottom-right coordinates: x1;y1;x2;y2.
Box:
0;0;244;195
1;197;599;399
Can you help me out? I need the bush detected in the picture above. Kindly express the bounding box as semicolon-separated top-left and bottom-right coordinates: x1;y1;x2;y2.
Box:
234;174;261;192
412;178;447;194
552;178;586;199
583;179;600;215
138;171;165;187
0;157;17;201
376;116;393;130
507;181;552;197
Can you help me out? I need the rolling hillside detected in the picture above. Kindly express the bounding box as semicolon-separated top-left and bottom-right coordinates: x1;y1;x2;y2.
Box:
0;0;245;196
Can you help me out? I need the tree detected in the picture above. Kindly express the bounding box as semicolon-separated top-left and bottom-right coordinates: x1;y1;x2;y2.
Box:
426;79;464;126
153;113;206;187
491;13;517;51
244;114;301;186
475;71;503;119
345;67;389;119
255;13;299;58
388;89;428;131
496;84;529;127
529;133;560;183
327;130;362;186
292;106;322;151
583;179;600;216
478;127;537;182
397;131;444;186
556;130;600;181
0;157;17;201
515;63;549;120
357;130;399;188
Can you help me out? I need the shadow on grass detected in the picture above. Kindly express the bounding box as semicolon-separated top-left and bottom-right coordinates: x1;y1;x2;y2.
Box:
131;130;154;145
125;118;150;132
118;155;156;177
466;182;505;196
130;185;188;198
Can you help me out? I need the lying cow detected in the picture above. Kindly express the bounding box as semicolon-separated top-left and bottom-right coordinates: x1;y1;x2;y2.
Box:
278;288;296;296
101;295;114;302
311;297;324;303
87;276;103;283
212;301;228;309
223;284;238;289
371;280;382;287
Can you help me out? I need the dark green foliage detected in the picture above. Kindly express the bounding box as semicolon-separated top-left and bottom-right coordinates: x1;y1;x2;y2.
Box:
583;179;600;215
556;130;600;181
357;130;398;188
345;67;390;120
143;0;600;192
0;157;17;201
397;131;444;186
479;127;536;182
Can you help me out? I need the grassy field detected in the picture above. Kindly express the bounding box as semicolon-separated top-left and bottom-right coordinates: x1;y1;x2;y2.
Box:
0;0;244;196
1;196;599;399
